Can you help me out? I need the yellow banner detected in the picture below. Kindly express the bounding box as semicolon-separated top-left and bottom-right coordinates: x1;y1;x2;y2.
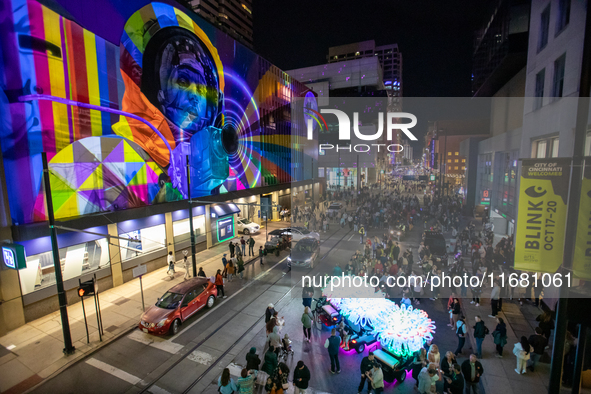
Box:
573;161;591;279
515;158;570;273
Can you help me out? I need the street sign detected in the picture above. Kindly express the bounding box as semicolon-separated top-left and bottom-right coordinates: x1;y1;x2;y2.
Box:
1;244;26;270
429;174;436;181
133;264;147;278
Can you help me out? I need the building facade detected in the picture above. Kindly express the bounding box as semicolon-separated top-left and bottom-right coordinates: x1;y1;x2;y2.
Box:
187;0;253;48
0;0;318;333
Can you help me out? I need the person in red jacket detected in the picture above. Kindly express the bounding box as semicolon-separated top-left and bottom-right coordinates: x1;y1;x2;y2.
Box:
215;270;227;298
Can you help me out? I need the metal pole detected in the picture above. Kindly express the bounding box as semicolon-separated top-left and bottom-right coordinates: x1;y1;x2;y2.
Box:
93;293;102;342
42;152;75;355
139;275;145;312
549;3;591;392
572;324;587;394
187;156;197;278
94;274;103;335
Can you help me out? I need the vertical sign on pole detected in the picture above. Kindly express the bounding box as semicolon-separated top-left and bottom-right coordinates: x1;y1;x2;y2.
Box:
514;158;570;273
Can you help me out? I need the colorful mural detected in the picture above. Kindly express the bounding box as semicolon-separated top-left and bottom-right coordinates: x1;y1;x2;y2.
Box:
0;0;313;224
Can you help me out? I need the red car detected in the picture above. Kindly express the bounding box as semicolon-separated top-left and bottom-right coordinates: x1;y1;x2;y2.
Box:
139;277;217;335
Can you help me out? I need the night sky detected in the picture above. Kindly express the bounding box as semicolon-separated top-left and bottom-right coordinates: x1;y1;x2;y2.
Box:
253;0;490;98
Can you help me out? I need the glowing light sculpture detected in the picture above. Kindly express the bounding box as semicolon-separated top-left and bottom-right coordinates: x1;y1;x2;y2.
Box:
371;304;436;357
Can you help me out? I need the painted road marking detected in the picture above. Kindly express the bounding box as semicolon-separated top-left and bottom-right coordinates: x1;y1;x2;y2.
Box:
187;350;214;365
85;358;141;385
127;331;184;354
147;385;173;394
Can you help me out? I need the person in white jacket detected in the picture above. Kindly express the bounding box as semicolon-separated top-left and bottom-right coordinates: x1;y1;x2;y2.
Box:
513;336;533;374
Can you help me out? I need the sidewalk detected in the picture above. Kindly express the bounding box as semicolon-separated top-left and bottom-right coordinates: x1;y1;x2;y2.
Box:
0;224;279;394
453;216;590;394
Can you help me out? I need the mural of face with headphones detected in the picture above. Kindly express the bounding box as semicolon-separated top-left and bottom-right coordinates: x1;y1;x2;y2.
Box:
143;29;220;137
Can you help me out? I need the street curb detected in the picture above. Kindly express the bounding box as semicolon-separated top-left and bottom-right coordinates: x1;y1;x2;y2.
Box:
23;323;138;394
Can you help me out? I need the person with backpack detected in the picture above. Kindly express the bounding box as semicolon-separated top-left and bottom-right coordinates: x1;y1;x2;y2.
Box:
221;254;229;278
245;347;261;370
324;328;341;374
473;316;488;359
492;317;508;357
454;316;467;356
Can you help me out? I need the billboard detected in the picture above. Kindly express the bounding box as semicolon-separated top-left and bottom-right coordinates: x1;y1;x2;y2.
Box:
514;158;570;273
0;1;314;225
573;161;591;279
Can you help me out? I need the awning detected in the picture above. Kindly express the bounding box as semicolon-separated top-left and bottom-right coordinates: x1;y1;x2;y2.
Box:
211;203;240;217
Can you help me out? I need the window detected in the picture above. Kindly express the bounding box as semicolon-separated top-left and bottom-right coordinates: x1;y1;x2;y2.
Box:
173;216;206;244
534;69;545;110
19;239;110;295
448;159;452;163
448;152;451;156
552;54;566;98
455;159;459;163
556;0;570;34
454;166;459;170
539;5;551;51
535;140;547;158
121;224;166;261
462;159;466;163
455;152;459;156
550;137;560;157
462;166;466;170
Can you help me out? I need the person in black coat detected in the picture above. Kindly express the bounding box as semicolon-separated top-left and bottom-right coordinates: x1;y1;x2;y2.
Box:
293;360;311;390
461;354;484;394
358;352;376;393
446;364;464;394
265;304;275;323
245;347;261;370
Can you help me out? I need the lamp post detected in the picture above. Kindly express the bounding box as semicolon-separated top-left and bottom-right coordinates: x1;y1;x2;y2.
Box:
186;156;197;278
42;152;75;355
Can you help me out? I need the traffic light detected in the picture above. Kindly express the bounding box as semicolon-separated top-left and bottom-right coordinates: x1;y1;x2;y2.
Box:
78;279;95;298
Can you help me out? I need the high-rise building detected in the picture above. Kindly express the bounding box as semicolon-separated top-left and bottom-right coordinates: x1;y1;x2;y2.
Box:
187;0;253;48
327;40;402;102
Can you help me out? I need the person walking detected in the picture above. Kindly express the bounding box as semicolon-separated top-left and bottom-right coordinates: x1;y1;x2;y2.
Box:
359;225;365;244
367;363;384;394
261;346;278;376
183;255;191;280
513;336;532;374
240;236;246;256
236;368;258;394
358;351;375;393
293;360;310;394
492;317;508;358
237;256;245;279
265;304;276;323
248;235;255;256
450;298;461;329
229;241;235;258
454;316;467;356
301;306;313;342
461;354;484;394
259;246;265;266
473;316;487;359
218;368;237;394
167;251;176;275
324;328;341;374
245;347;261;370
527;327;548;372
489;280;500;318
215;270;227;298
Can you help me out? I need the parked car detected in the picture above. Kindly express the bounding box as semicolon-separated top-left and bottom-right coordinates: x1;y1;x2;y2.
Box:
138;278;217;335
265;232;291;255
287;237;320;269
236;218;260;235
287;227;320;241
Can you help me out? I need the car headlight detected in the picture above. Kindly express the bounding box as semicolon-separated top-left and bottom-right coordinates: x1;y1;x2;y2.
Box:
287;256;291;261
305;259;311;264
156;318;169;327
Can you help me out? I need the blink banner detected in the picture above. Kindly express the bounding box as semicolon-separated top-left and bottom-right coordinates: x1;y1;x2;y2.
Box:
515;158;570;273
573;160;591;280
